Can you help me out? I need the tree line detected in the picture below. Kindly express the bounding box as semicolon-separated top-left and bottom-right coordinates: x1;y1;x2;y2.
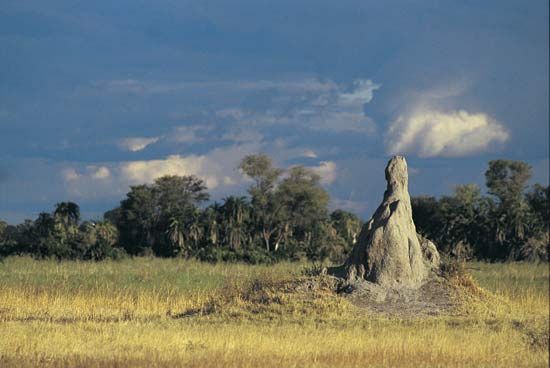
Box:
0;155;548;263
0;154;362;263
412;160;548;262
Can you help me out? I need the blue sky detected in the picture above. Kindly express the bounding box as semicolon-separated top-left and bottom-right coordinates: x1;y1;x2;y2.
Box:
0;0;548;223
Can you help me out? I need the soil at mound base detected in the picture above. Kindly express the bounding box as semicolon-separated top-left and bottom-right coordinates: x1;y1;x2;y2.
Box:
337;276;458;317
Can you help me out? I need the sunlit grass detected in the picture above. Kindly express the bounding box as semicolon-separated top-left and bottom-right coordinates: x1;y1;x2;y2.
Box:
0;257;548;367
467;261;549;317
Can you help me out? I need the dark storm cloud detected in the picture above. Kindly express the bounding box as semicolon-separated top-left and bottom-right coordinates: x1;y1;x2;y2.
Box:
0;0;547;223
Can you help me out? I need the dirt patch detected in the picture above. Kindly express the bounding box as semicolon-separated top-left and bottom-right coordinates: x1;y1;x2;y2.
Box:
336;275;458;317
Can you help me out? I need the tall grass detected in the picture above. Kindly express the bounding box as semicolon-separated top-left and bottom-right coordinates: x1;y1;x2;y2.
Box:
468;261;549;316
0;257;548;367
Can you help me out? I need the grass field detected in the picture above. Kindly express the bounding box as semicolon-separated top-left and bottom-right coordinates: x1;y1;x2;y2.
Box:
0;257;548;367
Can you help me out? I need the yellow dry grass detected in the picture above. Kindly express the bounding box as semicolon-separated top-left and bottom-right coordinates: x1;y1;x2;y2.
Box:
0;257;548;367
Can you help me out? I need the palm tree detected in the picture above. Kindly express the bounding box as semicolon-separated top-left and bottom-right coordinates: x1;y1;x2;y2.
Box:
95;221;119;247
221;196;249;250
54;202;80;227
202;205;220;246
166;217;186;256
186;210;203;251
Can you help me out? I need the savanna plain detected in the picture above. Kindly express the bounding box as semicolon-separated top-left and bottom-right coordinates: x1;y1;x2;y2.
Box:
0;257;548;367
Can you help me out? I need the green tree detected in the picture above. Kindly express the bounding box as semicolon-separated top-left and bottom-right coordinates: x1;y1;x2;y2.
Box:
34;212;55;238
521;184;550;262
411;196;443;240
54;202;81;228
277;166;329;252
0;220;6;237
107;175;210;256
153;175;209;216
11;220;35;255
438;184;484;259
240;154;283;198
486;160;532;206
32;211;76;259
113;184;156;254
77;221;120;260
239;154;284;251
166;217;187;256
525;184;550;230
304;221;347;262
330;209;363;252
185;209;204;252
0;220;12;257
201;203;221;246
221;196;250;250
485;160;532;259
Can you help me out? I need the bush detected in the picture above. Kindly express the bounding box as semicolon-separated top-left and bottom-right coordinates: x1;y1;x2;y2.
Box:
109;247;128;260
83;240;114;261
195;246;276;264
238;248;277;264
440;257;467;278
520;232;549;262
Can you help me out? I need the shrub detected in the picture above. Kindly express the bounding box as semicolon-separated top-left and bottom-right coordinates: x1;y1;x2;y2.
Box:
520;232;549;262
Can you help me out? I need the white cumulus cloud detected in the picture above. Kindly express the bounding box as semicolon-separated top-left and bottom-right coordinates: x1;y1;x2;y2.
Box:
120;154;222;189
62;168;80;181
310;161;337;184
386;109;509;157
61;142;263;200
89;166;110;180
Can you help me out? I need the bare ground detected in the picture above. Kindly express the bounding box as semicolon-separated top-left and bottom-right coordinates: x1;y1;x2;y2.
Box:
335;276;458;317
